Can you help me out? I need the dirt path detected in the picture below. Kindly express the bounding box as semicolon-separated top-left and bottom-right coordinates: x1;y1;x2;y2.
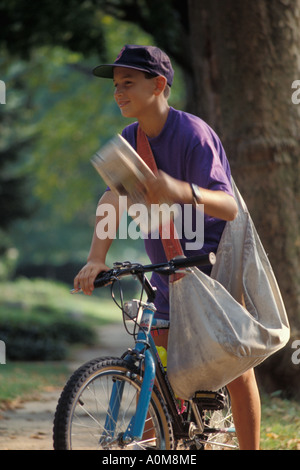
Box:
0;323;135;450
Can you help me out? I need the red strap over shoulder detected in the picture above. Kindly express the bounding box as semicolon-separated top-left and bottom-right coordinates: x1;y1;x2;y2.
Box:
136;126;184;270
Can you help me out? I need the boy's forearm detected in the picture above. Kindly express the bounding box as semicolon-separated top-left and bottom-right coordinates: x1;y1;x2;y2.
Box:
87;190;122;263
144;171;238;222
175;181;237;222
87;229;114;264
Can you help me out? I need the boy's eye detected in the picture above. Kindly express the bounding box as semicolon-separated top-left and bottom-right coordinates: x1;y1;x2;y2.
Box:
113;81;132;86
113;79;134;90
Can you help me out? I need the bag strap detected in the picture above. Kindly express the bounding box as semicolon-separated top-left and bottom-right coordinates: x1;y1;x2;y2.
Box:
136;126;184;264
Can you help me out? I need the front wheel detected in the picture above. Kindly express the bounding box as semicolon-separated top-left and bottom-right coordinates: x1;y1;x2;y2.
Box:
53;357;174;450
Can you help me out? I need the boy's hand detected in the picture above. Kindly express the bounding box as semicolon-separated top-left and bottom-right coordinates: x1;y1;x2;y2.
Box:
74;260;109;295
143;170;190;205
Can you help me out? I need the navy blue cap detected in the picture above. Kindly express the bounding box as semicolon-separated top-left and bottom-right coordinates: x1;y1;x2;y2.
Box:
93;45;174;87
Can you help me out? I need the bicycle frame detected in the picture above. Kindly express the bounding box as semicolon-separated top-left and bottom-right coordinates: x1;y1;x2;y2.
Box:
101;279;193;445
101;300;159;444
92;253;234;448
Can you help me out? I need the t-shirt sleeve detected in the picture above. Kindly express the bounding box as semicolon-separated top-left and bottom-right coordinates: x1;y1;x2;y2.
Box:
185;139;234;196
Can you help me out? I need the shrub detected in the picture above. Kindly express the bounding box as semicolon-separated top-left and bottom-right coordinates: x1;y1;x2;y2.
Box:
0;307;97;361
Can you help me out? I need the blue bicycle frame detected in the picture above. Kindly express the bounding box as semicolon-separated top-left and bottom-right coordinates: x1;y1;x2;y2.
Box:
102;301;164;445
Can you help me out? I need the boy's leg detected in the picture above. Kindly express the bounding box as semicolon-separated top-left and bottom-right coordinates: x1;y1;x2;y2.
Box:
226;368;261;450
153;331;261;450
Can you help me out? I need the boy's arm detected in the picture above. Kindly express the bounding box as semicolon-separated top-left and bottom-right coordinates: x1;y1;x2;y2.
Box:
74;190;122;295
144;170;238;222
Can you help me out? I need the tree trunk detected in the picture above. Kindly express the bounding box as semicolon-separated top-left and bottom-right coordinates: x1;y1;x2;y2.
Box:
188;0;300;397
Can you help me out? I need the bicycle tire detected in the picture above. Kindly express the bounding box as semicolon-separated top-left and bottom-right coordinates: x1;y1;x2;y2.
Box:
53;357;175;450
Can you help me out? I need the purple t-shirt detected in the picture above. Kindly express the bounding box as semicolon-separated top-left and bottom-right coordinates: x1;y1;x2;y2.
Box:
121;107;233;319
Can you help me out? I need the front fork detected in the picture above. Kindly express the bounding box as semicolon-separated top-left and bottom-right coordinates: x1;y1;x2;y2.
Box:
101;303;157;446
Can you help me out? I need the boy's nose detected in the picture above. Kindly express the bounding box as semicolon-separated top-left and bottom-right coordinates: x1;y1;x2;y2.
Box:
114;85;124;96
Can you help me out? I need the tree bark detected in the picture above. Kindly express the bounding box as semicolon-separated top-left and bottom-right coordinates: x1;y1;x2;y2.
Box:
188;0;300;396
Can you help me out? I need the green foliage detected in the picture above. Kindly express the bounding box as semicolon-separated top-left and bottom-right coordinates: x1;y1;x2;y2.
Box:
0;0;106;59
1;12;184;270
0;54;36;242
0;4;186;275
0;304;96;361
0;1;189;72
0;308;96;361
26;47;123;220
0;277;121;361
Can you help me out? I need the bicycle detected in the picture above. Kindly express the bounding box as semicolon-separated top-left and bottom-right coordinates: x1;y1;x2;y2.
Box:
53;253;239;450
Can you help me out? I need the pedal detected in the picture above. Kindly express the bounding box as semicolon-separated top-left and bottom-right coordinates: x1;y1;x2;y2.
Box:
193;390;225;411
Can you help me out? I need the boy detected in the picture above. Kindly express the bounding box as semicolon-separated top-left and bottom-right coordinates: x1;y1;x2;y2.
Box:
74;45;261;450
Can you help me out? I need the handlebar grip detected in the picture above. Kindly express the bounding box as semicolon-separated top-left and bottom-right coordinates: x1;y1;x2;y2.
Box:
170;252;216;269
94;270;113;288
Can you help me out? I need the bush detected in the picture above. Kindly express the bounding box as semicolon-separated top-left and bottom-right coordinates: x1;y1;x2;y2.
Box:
0;278;118;361
3;333;67;361
0;307;97;361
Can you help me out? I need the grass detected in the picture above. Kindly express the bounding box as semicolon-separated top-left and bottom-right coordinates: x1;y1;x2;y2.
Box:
0;362;69;409
260;393;300;450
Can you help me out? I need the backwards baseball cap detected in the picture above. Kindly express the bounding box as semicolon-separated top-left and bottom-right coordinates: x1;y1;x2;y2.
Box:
93;45;174;87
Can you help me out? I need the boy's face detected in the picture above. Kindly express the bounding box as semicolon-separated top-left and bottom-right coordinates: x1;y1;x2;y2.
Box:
113;67;157;119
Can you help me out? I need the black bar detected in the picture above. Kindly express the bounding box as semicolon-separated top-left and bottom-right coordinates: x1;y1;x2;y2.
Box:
93;252;216;289
170;252;216;269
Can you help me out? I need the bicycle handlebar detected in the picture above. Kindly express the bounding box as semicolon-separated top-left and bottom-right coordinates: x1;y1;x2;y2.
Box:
168;252;216;269
93;252;216;289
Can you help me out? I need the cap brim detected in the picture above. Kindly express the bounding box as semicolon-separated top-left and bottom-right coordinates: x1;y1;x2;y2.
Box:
92;64;158;79
92;64;114;78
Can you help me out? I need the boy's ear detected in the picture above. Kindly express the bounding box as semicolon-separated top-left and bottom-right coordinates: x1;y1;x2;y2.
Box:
154;76;167;96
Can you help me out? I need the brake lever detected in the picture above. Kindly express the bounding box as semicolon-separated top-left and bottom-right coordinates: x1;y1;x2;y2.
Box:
70;288;82;294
